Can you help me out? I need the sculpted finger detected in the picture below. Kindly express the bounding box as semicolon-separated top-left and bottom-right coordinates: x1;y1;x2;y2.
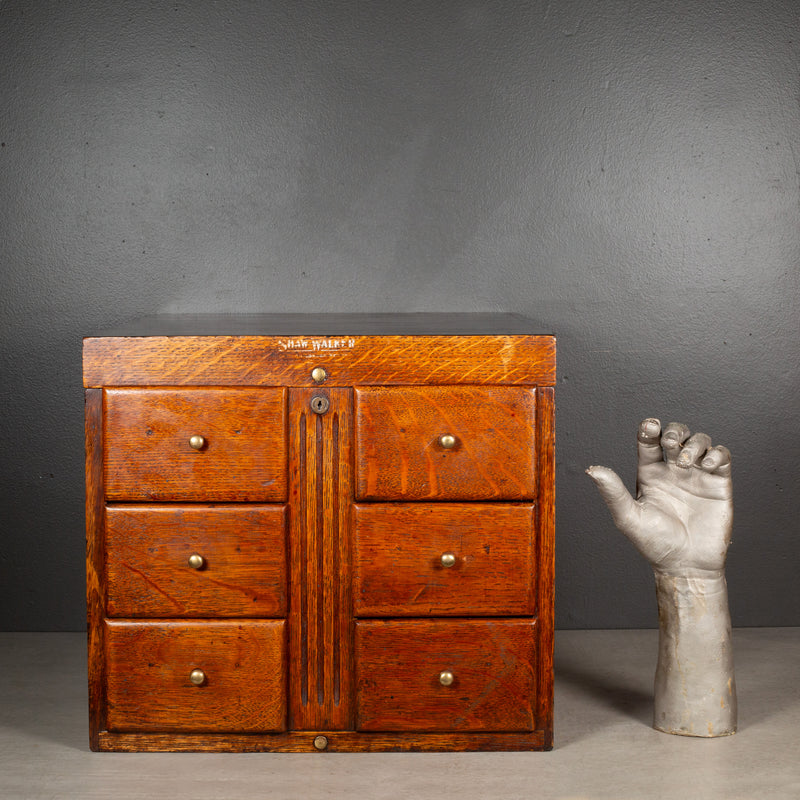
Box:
661;422;690;464
701;445;732;477
637;418;663;466
586;466;642;537
676;432;713;469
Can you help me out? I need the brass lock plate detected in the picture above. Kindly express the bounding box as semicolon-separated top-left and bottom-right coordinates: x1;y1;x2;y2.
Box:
310;395;330;414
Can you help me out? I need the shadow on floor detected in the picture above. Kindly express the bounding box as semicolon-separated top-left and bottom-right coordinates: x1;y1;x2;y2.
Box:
555;647;653;745
0;633;89;752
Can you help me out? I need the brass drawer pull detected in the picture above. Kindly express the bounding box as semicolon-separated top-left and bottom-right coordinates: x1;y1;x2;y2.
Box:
187;553;205;570
438;434;457;449
313;735;329;750
440;552;457;568
439;670;455;686
311;367;328;383
189;668;206;686
188;435;205;450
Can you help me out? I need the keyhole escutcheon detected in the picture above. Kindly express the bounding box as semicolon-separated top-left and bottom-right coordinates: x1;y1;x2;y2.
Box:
310;395;330;414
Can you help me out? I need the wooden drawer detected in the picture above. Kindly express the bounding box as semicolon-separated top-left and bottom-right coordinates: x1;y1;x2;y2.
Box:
105;505;287;618
105;620;287;733
354;386;536;500
355;619;536;732
104;388;287;502
353;504;535;616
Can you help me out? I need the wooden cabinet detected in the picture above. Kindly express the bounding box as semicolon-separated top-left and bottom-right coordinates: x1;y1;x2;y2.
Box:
84;314;555;752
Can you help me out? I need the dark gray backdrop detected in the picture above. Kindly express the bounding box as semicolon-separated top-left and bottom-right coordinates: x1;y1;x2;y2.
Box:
1;1;798;631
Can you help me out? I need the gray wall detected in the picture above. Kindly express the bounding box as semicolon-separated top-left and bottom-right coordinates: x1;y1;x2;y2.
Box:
1;1;798;631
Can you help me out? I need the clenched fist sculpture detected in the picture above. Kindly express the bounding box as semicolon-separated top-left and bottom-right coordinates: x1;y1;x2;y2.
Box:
587;418;737;737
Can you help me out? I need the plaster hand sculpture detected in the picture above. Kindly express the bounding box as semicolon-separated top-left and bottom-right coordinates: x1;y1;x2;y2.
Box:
586;418;737;737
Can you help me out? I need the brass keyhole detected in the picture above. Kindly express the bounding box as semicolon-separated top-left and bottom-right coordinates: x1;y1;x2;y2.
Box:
310;395;330;415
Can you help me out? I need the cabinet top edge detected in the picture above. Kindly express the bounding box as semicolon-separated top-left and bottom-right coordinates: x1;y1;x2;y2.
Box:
85;313;555;339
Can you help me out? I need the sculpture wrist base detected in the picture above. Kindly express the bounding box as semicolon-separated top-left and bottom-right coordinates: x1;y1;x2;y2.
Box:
652;570;737;737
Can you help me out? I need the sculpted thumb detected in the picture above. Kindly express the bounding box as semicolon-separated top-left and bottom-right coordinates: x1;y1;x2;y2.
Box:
586;465;640;535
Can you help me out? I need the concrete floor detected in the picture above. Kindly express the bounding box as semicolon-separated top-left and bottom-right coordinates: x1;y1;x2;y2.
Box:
0;629;797;799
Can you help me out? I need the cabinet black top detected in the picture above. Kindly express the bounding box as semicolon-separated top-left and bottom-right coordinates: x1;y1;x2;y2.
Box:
90;313;551;338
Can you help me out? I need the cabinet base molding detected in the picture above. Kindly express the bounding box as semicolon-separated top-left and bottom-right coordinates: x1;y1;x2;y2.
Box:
96;730;552;753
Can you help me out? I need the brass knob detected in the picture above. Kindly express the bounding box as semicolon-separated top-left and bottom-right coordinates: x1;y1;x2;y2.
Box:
439;670;455;686
311;367;327;383
189;668;206;686
313;735;328;751
440;552;457;568
438;434;457;449
188;553;205;570
189;435;205;450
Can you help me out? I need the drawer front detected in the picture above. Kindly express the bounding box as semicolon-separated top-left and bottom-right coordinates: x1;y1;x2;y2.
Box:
354;386;536;500
105;620;287;733
105;505;287;618
104;388;287;501
353;504;535;616
355;619;536;732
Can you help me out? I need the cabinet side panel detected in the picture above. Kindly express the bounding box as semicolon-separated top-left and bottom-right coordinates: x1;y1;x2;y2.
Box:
288;388;354;730
85;388;106;750
536;386;555;747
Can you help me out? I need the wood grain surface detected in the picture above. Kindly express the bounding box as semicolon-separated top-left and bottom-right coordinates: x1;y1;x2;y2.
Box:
104;620;286;733
95;728;548;752
105;505;287;618
535;386;556;748
355;619;537;732
288;388;354;731
354;386;536;501
104;388;287;502
85;389;106;750
84;334;556;387
353;503;535;616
